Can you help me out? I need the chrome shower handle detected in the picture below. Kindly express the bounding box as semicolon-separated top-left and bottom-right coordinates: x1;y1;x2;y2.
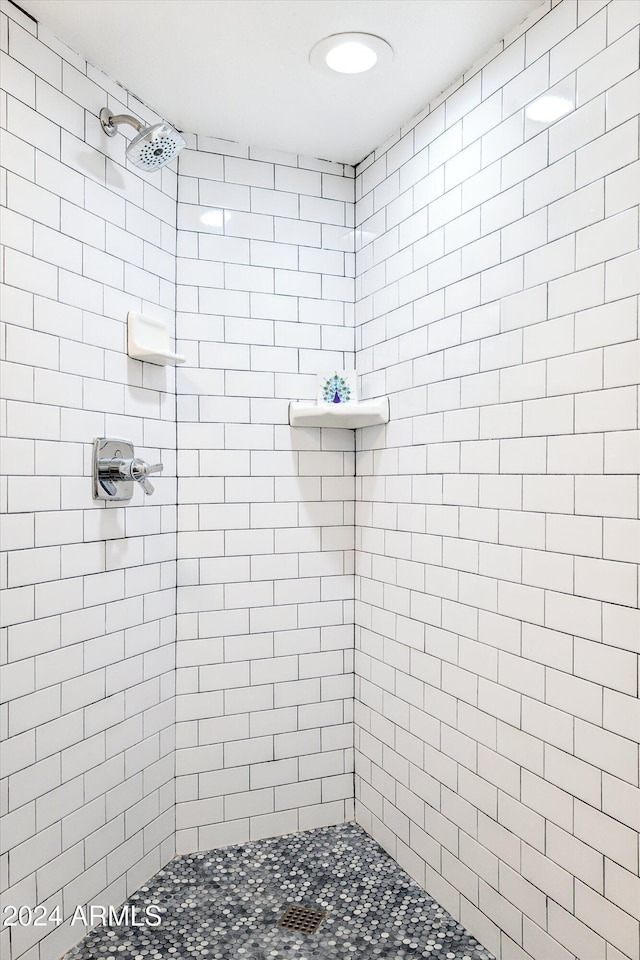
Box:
129;458;163;495
96;453;163;497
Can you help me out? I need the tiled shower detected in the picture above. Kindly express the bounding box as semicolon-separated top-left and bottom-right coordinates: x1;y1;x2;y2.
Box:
0;0;638;959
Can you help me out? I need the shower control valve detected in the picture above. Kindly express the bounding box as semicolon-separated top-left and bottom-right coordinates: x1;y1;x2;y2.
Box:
101;456;163;495
93;438;163;501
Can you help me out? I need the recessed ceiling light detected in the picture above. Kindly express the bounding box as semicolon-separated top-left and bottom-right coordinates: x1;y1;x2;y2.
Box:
525;94;574;123
310;33;393;76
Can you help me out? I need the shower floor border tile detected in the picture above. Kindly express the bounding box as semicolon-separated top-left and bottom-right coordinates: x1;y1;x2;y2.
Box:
64;822;496;959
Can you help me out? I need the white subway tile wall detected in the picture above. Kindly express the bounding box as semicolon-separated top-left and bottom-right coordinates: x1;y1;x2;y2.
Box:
354;2;639;960
174;139;356;852
2;1;640;960
0;2;177;958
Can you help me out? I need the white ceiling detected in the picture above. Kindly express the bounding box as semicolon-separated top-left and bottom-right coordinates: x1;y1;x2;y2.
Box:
20;0;543;165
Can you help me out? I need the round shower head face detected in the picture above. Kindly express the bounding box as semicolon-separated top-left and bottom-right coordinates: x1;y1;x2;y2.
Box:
126;122;186;171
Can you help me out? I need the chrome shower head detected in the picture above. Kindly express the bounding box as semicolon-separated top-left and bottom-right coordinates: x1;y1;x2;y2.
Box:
99;107;186;171
126;121;186;171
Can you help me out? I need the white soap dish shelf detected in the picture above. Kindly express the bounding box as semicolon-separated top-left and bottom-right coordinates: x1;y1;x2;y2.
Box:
289;396;389;428
127;311;185;366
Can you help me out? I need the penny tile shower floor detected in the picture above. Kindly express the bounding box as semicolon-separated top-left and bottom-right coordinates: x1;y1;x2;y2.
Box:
65;823;495;959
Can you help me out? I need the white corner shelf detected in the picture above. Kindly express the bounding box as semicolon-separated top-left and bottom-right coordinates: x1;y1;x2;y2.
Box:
289;396;389;428
127;311;186;366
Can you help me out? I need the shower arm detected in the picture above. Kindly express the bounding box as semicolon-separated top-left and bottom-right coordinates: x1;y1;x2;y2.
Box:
99;107;144;137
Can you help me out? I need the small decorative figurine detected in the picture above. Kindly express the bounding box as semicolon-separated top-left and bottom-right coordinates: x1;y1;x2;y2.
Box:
317;370;358;405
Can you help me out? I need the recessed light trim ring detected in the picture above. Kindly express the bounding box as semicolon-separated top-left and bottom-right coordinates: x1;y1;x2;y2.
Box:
310;32;393;75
